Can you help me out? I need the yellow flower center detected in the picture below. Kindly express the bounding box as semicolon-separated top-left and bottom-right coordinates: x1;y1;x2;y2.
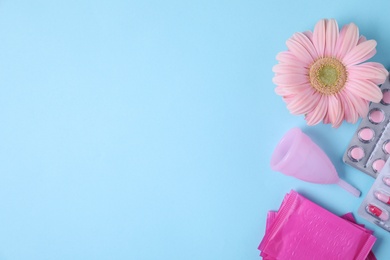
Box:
309;57;347;95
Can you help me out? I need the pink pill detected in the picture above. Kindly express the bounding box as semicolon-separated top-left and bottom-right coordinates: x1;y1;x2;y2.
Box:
383;176;390;186
375;191;390;205
373;159;386;173
382;90;390;105
367;204;389;221
369;109;385;124
349;146;365;161
358;127;374;142
383;141;390;154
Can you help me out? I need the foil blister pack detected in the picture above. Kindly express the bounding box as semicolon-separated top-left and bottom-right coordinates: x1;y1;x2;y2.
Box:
358;159;390;231
343;75;390;178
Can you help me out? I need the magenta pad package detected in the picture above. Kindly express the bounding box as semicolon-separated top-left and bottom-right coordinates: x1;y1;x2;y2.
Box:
258;190;376;260
359;159;390;232
344;75;390;178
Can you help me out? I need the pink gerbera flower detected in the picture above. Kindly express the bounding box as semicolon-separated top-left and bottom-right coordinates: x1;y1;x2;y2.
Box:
273;19;388;127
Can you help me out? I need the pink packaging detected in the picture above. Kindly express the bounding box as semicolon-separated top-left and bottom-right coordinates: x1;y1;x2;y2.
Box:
258;190;376;260
340;213;376;260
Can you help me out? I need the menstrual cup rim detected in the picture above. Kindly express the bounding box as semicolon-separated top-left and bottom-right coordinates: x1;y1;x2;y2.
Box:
270;127;303;172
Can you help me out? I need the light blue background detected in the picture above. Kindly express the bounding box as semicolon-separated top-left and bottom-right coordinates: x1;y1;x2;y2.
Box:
0;0;390;259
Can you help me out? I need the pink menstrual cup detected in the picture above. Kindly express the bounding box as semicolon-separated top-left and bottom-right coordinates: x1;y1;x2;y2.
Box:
270;128;361;197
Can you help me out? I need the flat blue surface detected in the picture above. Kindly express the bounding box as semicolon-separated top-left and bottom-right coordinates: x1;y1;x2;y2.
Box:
1;0;390;259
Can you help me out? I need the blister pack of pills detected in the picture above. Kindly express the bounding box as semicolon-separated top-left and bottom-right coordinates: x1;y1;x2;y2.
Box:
358;158;390;231
343;75;390;178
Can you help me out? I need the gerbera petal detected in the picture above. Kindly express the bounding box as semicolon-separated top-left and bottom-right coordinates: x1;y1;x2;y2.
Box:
305;95;328;125
303;31;313;41
365;61;389;69
327;95;343;127
313;19;326;57
347;92;369;117
357;35;367;45
324;19;339;57
348;62;388;85
274;87;291;96
343;40;377;65
346;78;383;103
272;64;308;75
286;38;315;65
335;25;347;58
273;74;309;86
291;32;318;60
336;23;359;59
275;86;287;96
275;83;311;96
339;90;359;123
323;113;330;124
282;94;295;104
276;51;308;67
286;87;320;115
357;99;369;118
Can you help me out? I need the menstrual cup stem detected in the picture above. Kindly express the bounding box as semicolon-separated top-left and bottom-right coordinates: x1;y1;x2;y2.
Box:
337;179;361;197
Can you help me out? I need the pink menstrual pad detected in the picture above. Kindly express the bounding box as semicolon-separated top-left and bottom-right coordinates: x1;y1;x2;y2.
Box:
258;191;376;260
340;213;376;260
259;212;377;260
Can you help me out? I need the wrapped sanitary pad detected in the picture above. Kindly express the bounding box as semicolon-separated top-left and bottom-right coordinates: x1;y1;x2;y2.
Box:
258;190;376;260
